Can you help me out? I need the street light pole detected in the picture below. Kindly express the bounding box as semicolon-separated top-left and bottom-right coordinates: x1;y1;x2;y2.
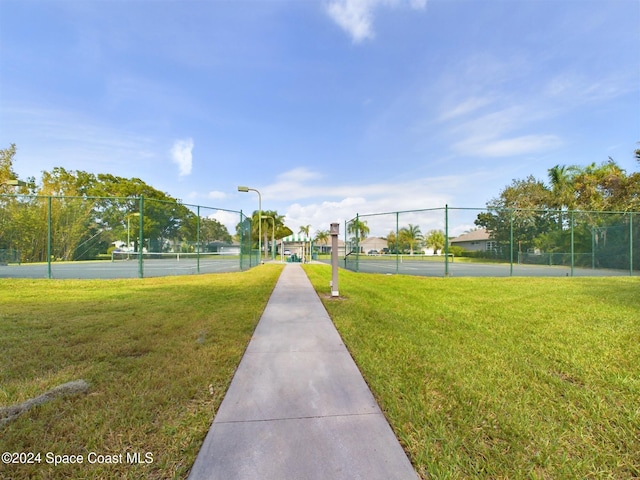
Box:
238;186;262;263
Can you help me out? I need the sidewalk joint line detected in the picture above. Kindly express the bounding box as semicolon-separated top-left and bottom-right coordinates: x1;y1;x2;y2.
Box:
216;411;381;425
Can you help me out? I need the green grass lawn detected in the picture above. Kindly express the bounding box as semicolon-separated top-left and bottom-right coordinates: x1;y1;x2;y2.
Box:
304;265;640;479
3;263;638;479
0;264;283;479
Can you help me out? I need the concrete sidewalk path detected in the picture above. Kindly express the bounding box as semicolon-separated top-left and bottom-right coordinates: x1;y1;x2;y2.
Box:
188;263;418;480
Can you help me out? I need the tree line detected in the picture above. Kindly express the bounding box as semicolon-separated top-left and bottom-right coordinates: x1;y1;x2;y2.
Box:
1;144;232;263
474;150;640;267
3;142;637;265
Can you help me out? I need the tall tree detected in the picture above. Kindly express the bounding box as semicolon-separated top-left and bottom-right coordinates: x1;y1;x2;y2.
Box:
425;229;445;254
476;152;639;265
386;230;398;253
314;230;330;249
399;224;423;255
475;176;555;255
298;224;311;237
236;210;290;254
571;159;634;211
263;211;287;256
347;219;369;240
548;164;580;210
298;225;311;261
0;144;18;191
347;219;369;253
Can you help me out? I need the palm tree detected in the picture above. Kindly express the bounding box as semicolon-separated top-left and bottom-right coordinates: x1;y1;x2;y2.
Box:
399;224;423;255
299;225;311;261
262;210;287;258
548;164;579;229
298;225;311;237
314;230;330;254
242;210;288;257
548;164;584;208
347;219;369;253
347;219;369;239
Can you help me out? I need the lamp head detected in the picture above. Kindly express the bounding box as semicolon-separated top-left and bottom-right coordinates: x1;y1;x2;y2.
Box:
5;179;26;187
237;186;249;192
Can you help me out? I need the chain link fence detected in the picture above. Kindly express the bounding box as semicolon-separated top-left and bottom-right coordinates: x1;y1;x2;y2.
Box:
344;206;638;277
0;194;257;279
4;195;636;278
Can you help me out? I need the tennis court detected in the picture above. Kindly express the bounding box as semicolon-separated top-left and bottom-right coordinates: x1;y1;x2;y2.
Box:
0;194;258;279
0;253;246;279
337;255;635;277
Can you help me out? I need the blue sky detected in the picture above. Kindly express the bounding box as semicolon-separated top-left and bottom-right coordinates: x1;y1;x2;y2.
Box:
1;0;639;237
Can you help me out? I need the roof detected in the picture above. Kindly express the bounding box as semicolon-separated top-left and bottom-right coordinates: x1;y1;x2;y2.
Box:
451;229;491;243
281;234;312;242
360;237;387;247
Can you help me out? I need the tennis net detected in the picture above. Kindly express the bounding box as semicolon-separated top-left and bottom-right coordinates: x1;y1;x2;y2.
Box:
111;251;238;262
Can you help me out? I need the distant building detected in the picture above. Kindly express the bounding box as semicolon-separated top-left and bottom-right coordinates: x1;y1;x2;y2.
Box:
280;234;345;258
358;237;387;254
450;229;496;252
207;242;241;255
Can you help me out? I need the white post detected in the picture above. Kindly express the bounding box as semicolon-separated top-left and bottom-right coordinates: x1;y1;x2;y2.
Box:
330;223;339;297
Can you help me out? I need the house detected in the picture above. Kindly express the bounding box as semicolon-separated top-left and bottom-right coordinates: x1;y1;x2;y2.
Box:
207;241;241;255
313;237;345;255
450;229;496;252
358;237;387;254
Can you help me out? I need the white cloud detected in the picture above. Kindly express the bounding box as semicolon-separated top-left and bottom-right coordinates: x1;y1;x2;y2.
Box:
439;97;493;122
279;167;321;182
444;100;563;158
208;209;241;233
196;166;498;240
326;0;375;42
454;134;562;157
262;167;325;200
264;167;471;236
445;103;563;157
170;138;193;176
284;194;480;240
285;197;368;234
325;0;427;43
544;72;636;105
208;190;227;200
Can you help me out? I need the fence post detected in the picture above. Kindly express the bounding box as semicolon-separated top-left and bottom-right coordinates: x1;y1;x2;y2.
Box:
395;211;399;274
344;220;347;269
630;212;633;276
444;205;449;277
197;205;201;274
509;209;514;276
570;210;574;277
47;196;52;279
240;211;246;270
138;195;144;278
355;213;360;272
591;225;595;270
